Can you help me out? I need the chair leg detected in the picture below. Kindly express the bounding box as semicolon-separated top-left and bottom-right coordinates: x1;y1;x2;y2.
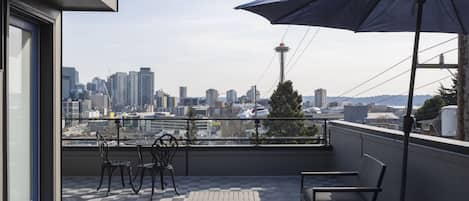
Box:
128;166;137;193
127;166;133;185
131;167;144;194
160;170;165;190
132;167;139;182
119;166;125;188
107;167;114;196
97;164;105;191
136;168;145;193
169;169;179;195
300;175;304;201
151;168;156;197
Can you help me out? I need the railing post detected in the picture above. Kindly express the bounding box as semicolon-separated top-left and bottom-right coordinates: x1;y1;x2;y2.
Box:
185;119;190;176
115;119;121;147
323;119;328;146
186;119;191;145
254;119;260;146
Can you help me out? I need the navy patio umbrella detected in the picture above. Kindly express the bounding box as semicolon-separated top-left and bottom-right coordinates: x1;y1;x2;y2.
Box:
236;0;469;201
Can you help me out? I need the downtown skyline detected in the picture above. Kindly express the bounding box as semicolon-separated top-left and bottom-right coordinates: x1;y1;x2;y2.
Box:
63;0;457;97
73;66;432;108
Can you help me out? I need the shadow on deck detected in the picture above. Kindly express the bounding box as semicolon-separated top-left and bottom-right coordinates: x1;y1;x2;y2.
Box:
62;176;338;201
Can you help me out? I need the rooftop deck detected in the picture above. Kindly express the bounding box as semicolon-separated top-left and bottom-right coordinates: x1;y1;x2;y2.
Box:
62;120;469;201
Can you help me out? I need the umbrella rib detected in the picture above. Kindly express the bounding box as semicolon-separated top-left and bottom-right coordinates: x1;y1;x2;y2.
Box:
449;0;467;34
273;0;316;23
355;0;384;31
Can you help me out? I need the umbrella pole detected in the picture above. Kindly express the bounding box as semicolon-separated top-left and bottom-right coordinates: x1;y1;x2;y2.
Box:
400;1;424;201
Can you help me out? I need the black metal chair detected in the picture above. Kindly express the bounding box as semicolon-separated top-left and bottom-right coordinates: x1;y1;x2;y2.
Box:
301;154;386;201
133;133;179;197
130;141;159;194
96;132;132;196
153;134;179;195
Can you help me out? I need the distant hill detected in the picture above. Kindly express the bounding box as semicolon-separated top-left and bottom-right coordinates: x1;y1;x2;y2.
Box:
302;95;432;107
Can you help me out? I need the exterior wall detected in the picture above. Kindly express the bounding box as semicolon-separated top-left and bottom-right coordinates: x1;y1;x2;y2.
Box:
329;120;469;201
1;1;62;200
1;1;114;200
62;146;333;176
0;1;6;199
52;12;62;200
344;105;368;123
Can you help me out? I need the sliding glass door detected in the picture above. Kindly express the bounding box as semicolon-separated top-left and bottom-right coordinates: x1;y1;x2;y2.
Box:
7;15;39;201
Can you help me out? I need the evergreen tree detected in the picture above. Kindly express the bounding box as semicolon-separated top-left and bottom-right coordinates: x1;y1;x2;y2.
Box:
438;77;457;105
187;107;198;144
264;81;317;138
415;76;457;120
415;95;445;120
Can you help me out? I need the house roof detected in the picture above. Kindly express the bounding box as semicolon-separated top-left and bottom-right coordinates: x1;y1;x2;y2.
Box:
366;112;400;120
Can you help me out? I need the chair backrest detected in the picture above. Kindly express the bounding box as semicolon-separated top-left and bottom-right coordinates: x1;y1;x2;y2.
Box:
96;132;110;163
357;154;386;201
151;134;178;166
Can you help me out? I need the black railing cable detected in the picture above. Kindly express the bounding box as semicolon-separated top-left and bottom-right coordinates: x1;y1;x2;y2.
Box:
334;36;457;101
339;47;458;102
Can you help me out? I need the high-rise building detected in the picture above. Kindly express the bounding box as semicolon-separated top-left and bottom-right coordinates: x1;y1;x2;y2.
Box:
226;89;237;104
87;78;107;96
106;76;113;97
90;93;109;116
128;71;139;108
314;88;327;109
79;100;93;122
155;90;169;112
180;97;200;106
238;95;248;104
179;86;187;99
167;96;177;111
247;86;260;103
175;106;189;117
86;82;97;93
92;77;107;94
80;99;92;113
109;72;128;110
62;67;79;99
138;67;155;108
206;88;219;107
62;99;80;126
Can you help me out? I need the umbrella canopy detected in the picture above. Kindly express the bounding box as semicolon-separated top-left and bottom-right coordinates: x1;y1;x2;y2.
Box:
236;0;469;33
236;1;466;201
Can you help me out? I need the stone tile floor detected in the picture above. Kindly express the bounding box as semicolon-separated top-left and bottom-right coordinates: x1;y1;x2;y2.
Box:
62;176;338;201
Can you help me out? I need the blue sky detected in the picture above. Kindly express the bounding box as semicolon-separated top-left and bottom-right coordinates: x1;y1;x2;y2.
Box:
63;0;458;98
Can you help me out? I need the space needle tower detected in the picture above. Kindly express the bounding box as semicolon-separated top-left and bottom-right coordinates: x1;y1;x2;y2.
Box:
275;43;290;83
